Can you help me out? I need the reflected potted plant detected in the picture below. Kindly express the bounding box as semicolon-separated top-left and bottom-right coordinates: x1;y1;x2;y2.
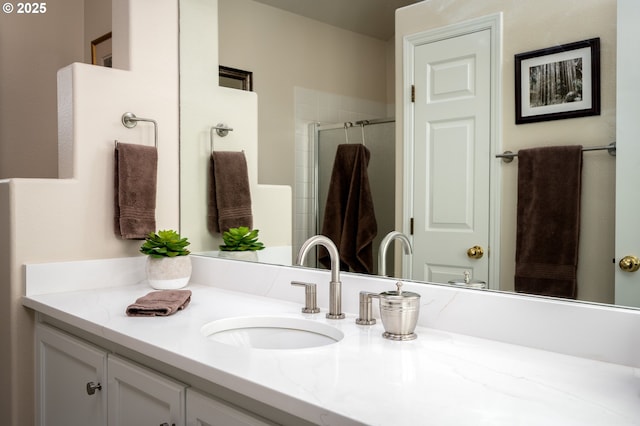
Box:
218;227;264;261
140;230;191;289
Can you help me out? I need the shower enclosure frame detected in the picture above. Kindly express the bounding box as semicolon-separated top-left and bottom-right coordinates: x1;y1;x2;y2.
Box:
302;118;397;275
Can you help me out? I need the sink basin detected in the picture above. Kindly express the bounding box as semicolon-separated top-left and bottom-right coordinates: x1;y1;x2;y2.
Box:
201;316;344;350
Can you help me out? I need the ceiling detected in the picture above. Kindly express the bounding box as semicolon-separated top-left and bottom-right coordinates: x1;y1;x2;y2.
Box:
252;0;423;40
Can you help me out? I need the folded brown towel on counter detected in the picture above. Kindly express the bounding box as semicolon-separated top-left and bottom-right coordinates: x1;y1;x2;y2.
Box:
208;151;253;233
114;142;157;239
126;290;192;317
320;144;377;273
515;145;583;299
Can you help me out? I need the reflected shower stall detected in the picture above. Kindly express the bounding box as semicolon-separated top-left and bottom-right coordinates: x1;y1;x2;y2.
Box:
299;118;396;276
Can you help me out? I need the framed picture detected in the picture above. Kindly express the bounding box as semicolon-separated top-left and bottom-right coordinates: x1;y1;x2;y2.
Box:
515;38;600;124
219;66;253;91
91;32;112;68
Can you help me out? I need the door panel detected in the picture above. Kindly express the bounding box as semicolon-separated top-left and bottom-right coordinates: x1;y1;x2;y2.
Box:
413;29;491;285
108;355;185;426
36;324;107;426
615;0;640;307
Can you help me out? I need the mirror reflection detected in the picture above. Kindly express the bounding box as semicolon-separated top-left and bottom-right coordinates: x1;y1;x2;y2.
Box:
180;0;629;308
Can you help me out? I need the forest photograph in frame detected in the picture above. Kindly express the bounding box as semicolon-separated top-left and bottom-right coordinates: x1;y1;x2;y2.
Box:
515;38;600;124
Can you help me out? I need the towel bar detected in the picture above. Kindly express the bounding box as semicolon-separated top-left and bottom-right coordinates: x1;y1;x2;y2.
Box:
496;142;616;163
121;112;158;148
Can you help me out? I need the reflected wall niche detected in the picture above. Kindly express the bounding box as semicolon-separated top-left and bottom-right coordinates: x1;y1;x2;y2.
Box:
219;65;253;91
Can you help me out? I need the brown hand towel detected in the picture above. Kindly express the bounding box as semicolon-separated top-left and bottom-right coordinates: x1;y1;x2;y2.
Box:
114;142;157;239
208;151;253;234
320;144;377;273
126;289;192;317
515;145;583;299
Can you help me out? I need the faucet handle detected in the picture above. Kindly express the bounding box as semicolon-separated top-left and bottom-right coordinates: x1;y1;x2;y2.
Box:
355;291;377;325
291;281;321;314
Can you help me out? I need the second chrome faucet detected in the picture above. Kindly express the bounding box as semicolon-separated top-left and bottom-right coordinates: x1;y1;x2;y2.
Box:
296;235;345;319
378;231;412;277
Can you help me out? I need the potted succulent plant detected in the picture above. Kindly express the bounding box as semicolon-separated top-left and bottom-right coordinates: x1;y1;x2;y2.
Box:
140;229;192;289
218;227;264;261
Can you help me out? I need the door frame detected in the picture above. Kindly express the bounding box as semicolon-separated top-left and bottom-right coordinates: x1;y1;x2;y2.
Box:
402;13;503;288
615;0;640;307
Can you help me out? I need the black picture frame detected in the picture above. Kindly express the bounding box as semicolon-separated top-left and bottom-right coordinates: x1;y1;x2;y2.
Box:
219;66;253;91
515;38;600;124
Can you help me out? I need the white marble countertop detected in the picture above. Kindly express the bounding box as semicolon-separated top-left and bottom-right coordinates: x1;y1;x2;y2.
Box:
23;276;640;426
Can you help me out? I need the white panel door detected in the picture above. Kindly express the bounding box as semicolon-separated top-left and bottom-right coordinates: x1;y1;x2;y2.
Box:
615;0;640;307
412;29;492;284
108;355;186;426
36;324;107;426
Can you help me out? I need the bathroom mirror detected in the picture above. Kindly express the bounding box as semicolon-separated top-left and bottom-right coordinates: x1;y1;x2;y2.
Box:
180;0;637;309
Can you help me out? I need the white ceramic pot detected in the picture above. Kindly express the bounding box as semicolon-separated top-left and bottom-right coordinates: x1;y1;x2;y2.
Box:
217;250;259;262
145;256;192;290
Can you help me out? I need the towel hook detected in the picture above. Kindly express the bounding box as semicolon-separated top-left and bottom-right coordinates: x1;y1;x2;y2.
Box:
359;120;368;146
121;112;158;148
344;122;353;144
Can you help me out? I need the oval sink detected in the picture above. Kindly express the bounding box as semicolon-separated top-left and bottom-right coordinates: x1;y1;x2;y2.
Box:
201;316;344;350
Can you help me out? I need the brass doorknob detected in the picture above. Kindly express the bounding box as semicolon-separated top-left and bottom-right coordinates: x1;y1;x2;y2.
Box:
619;255;640;272
467;245;484;259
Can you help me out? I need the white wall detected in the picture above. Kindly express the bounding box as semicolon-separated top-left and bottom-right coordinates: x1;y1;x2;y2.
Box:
218;0;394;187
0;0;112;180
179;0;292;253
0;0;84;179
0;0;179;423
396;0;617;304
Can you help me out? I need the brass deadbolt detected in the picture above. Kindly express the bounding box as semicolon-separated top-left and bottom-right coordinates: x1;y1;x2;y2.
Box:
467;245;484;259
619;255;640;272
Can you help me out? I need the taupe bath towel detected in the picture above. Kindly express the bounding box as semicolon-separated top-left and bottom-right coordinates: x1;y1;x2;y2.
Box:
320;144;377;273
208;151;253;233
515;145;583;299
114;142;157;239
126;289;192;317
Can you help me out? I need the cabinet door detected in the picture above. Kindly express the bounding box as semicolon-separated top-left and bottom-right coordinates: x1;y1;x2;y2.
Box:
107;355;186;426
186;389;275;426
36;323;107;426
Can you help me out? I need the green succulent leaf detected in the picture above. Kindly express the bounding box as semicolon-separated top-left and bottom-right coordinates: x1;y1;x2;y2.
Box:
219;227;265;251
140;229;191;257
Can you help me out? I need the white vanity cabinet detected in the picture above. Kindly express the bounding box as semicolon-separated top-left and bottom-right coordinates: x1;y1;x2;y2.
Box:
36;323;276;426
107;355;186;426
36;323;108;426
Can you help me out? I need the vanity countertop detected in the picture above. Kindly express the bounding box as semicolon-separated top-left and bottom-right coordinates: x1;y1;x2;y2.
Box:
23;278;640;426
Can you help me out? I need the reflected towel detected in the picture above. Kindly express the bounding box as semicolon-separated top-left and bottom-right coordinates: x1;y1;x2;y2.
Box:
114;142;157;239
320;144;377;273
126;290;192;317
208;151;253;233
515;145;583;299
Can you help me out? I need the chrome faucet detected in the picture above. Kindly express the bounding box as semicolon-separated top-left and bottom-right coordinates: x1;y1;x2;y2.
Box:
378;231;413;277
296;235;345;319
